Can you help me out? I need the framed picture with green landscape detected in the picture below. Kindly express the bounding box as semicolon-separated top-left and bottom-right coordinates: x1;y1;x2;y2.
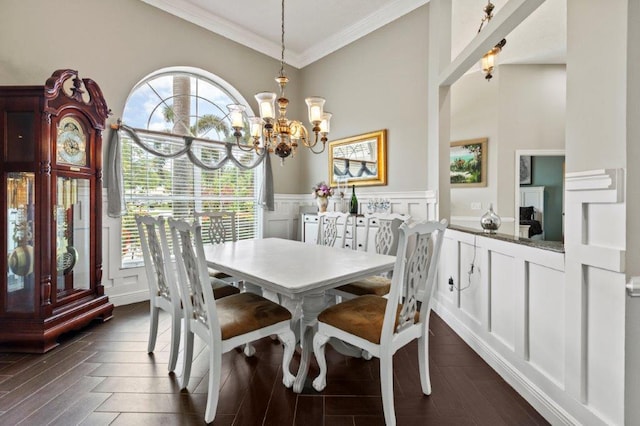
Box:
450;138;487;187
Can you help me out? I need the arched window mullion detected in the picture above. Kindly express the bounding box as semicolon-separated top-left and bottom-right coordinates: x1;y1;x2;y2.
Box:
119;67;262;268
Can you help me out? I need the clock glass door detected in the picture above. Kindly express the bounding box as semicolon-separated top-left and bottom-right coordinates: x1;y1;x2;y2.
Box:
55;176;91;296
5;172;36;313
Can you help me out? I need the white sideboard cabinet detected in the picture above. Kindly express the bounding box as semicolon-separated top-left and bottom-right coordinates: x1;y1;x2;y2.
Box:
302;213;378;251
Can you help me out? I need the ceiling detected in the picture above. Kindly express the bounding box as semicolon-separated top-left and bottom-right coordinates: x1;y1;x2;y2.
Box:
141;0;566;69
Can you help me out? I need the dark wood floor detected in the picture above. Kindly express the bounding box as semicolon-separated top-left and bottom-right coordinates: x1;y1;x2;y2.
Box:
0;301;549;425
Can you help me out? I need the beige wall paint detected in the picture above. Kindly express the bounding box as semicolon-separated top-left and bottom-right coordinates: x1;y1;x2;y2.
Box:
497;65;566;218
299;5;430;193
0;0;303;193
450;64;566;220
566;0;627;173
450;69;499;218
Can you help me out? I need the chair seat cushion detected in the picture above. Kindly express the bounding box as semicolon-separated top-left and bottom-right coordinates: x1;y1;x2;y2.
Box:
318;295;419;344
335;275;391;297
217;292;292;340
211;279;240;299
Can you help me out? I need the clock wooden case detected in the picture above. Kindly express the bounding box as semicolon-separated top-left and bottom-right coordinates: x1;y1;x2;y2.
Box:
0;69;113;352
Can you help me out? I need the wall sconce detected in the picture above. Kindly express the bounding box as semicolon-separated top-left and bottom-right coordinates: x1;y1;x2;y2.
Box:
481;39;507;80
478;1;507;81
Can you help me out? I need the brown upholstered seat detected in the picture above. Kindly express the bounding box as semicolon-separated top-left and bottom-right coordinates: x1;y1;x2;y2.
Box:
335;275;391;297
317;295;419;344
209;268;232;280
216;292;292;340
211;279;240;299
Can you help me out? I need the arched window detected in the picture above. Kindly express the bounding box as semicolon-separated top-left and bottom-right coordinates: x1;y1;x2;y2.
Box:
119;67;261;267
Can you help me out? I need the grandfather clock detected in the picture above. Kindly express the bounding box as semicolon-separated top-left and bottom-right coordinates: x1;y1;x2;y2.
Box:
0;69;113;352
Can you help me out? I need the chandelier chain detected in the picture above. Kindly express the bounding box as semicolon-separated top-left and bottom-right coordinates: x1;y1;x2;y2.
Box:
227;0;330;162
280;0;285;77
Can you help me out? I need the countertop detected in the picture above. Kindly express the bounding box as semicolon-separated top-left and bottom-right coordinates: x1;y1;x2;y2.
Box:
448;224;565;253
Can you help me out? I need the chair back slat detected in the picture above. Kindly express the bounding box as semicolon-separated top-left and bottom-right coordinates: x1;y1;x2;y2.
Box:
382;219;448;337
169;219;220;334
195;211;237;245
317;212;350;248
397;231;432;332
136;215;178;301
365;213;408;255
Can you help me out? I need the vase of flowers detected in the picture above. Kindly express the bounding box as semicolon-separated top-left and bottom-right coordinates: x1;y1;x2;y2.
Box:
312;181;334;213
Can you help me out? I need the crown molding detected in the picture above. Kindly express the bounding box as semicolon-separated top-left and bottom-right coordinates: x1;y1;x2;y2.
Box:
140;0;286;64
140;0;429;69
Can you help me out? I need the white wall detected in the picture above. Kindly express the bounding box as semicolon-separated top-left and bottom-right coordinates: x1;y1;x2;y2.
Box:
298;5;430;195
563;1;631;424
625;0;640;420
497;65;566;221
450;70;499;219
450;65;566;224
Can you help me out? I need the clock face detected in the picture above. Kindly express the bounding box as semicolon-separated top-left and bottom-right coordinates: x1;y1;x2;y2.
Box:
57;116;87;166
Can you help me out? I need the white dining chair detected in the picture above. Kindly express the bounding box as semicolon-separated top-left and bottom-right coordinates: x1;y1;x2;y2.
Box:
312;219;448;426
316;211;351;248
333;213;409;300
168;218;296;424
194;211;239;284
135;215;182;372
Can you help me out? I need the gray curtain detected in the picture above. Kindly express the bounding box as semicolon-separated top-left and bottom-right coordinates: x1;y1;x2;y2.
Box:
259;153;274;211
106;128;127;218
105;124;275;218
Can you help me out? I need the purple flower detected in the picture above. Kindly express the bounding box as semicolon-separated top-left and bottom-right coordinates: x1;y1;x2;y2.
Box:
312;181;334;198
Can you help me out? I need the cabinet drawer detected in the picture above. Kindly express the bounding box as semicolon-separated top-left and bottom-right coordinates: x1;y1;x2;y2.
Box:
344;238;353;249
356;216;379;227
304;215;319;223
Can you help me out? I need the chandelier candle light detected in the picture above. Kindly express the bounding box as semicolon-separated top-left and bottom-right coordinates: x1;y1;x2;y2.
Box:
478;1;506;81
227;0;332;163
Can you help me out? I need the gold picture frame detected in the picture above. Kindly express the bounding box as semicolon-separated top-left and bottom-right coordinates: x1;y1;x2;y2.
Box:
450;138;488;187
328;129;387;187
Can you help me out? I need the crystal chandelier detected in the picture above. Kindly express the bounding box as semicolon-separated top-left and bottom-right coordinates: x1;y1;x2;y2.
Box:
227;0;331;162
477;1;506;81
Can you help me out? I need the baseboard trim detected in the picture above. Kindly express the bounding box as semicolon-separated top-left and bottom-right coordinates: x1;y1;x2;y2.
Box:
106;289;149;307
432;299;579;426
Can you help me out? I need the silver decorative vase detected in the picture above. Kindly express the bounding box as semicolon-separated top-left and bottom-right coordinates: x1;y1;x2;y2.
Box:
480;203;501;233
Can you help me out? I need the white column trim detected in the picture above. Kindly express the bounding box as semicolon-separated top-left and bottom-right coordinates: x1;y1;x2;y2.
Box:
626;276;640;297
439;0;546;86
565;168;624;202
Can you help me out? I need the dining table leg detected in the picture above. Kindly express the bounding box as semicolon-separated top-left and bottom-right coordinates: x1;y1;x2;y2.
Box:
292;291;326;393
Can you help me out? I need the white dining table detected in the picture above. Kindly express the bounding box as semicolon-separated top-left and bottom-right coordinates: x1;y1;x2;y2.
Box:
203;237;395;393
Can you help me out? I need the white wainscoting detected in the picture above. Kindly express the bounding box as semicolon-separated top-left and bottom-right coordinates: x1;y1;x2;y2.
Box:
102;190;438;306
433;229;576;424
434;168;627;426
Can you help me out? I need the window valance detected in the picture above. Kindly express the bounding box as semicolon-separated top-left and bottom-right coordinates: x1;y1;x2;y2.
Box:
105;123;274;218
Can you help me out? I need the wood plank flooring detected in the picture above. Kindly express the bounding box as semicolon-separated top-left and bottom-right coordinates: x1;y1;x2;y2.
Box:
0;302;549;425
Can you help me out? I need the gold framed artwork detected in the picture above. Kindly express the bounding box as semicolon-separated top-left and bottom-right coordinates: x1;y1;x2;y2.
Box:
450;138;488;187
328;129;387;187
